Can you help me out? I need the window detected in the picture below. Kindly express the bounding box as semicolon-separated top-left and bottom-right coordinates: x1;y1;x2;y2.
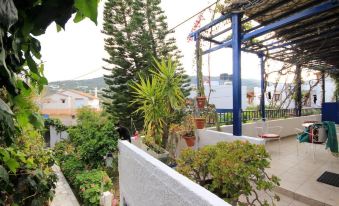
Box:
75;98;85;108
274;93;280;102
61;99;66;103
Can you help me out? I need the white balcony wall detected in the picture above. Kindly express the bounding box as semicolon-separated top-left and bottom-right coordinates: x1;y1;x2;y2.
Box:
118;141;230;206
197;115;321;148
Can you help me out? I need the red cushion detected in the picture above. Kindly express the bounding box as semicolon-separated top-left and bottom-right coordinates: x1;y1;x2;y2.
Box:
303;120;318;123
259;133;280;138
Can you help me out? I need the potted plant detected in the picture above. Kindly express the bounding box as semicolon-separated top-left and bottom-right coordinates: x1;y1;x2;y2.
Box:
194;116;206;129
181;115;196;147
196;96;207;109
170;117;196;147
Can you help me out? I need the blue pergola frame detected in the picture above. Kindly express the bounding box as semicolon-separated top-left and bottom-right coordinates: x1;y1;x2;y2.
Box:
189;0;339;136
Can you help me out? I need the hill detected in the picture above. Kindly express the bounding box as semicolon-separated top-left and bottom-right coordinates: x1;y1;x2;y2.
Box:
47;76;261;94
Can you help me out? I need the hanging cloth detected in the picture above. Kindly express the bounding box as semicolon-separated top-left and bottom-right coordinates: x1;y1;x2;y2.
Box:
323;121;338;154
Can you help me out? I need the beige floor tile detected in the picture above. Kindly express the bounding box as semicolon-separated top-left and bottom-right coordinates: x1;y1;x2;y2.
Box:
295;180;334;204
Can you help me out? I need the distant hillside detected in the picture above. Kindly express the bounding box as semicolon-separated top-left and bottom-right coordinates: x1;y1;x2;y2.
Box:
48;77;106;93
190;76;260;90
47;76;261;94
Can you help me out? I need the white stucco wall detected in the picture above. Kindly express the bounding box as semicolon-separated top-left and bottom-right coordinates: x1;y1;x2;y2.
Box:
118;141;230;206
197;129;265;147
196;115;321;148
50;126;69;147
190;84;248;109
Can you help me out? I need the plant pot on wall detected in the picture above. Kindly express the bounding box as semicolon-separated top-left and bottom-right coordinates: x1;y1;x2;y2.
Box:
194;118;205;129
196;96;207;109
182;135;196;147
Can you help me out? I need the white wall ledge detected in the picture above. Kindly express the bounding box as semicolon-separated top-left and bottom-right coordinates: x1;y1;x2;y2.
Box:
119;141;230;206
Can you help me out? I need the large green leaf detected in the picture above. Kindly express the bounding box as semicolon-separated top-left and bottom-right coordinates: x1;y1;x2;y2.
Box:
0;165;9;184
5;158;19;173
0;0;18;29
74;0;99;24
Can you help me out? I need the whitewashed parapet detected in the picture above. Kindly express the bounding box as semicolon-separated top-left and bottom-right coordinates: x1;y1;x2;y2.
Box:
197;129;265;147
118;141;230;206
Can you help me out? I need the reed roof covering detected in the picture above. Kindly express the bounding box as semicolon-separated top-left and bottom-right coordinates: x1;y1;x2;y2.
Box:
222;0;339;73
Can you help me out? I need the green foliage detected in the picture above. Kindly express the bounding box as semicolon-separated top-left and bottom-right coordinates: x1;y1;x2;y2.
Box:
67;107;118;167
0;1;99;205
177;141;280;205
102;0;190;130
74;170;112;206
0;133;57;206
62;154;85;183
45;118;67;134
54;108;118;205
130;57;185;147
53;139;75;163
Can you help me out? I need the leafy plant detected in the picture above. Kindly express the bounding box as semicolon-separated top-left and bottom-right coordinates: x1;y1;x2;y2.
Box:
177;141;280;206
67;107;118;168
130;57;185;148
0;1;99;205
74;170;112;206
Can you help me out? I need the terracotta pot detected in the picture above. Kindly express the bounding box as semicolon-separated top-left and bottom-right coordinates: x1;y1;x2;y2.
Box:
196;96;207;109
194;118;205;129
182;135;196;147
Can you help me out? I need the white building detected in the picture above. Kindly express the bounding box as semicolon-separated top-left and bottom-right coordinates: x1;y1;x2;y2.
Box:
190;81;248;109
40;89;100;125
252;78;335;109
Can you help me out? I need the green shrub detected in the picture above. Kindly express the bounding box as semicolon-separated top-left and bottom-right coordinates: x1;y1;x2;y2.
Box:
61;155;84;183
74;170;112;206
68;108;118;168
54;139;75;163
177;141;280;206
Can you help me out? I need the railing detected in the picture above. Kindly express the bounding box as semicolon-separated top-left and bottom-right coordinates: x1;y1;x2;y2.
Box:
208;108;321;125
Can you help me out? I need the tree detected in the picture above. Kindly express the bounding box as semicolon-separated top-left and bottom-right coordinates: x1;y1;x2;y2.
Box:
102;0;190;130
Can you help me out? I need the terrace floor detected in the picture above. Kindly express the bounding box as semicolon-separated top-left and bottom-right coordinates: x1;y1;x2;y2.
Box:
265;135;339;206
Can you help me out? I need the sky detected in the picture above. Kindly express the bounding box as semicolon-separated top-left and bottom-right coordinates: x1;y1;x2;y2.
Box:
38;0;316;83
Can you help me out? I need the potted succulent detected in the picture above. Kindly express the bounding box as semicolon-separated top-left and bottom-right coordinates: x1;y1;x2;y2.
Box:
181;115;196;147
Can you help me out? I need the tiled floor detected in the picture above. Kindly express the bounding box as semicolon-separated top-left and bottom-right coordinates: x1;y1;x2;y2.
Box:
265;136;339;206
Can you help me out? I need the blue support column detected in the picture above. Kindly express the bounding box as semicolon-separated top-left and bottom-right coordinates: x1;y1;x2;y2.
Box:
232;13;242;136
322;71;325;104
258;53;266;120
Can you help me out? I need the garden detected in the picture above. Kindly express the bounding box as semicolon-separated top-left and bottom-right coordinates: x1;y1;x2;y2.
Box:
0;0;100;205
53;107;119;205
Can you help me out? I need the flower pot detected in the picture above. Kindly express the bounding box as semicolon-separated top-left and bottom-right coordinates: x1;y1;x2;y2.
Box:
196;96;206;109
182;135;196;147
194;118;205;129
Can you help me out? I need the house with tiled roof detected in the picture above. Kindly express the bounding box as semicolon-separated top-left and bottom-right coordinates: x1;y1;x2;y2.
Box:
39;89;100;126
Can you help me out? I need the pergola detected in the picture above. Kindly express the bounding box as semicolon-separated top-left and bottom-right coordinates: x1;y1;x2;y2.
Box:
189;0;339;136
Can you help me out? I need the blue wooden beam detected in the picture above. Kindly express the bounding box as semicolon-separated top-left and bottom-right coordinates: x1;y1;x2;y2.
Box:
189;14;231;39
258;53;266;120
232;12;242;136
202;0;339;55
242;0;339;41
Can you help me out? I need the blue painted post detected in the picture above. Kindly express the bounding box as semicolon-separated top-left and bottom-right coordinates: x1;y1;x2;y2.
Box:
322;71;325;104
232;13;242;136
258;53;266;120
